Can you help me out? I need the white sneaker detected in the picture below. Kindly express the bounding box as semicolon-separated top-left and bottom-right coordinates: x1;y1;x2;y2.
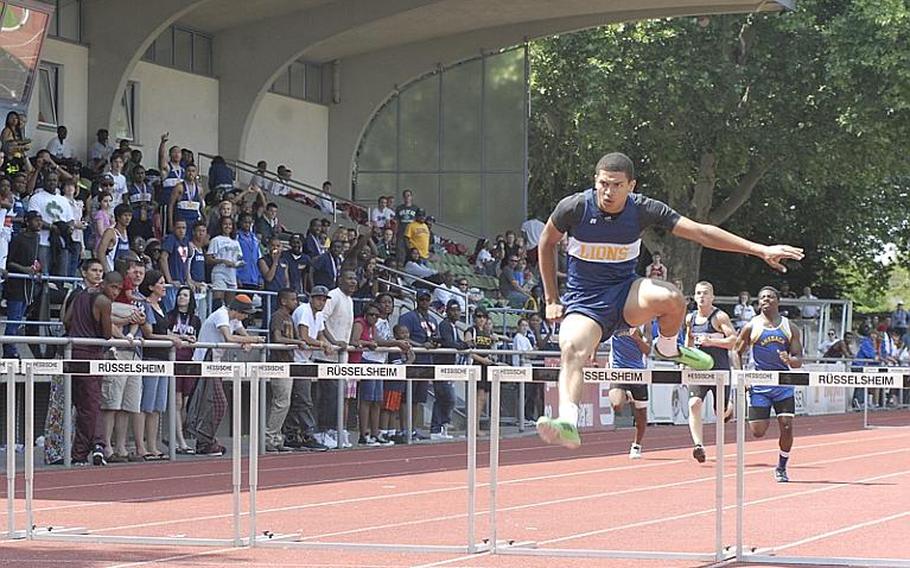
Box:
430;432;447;440
321;431;338;449
629;443;642;459
340;430;353;449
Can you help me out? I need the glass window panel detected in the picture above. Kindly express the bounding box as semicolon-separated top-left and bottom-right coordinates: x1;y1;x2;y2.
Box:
484;173;526;235
174;29;192;72
47;4;59;37
154;27;173;67
357;99;397;172
272;68;290;96
483;48;526;171
306;64;322;102
289;62;306;100
441;59;482;171
398;74;439;172
398;174;439;217
0;6;49;104
57;0;81;42
440;174;482;235
143;43;154;62
37;66;57;126
113;83;135;141
354;173;397;204
193;34;211;75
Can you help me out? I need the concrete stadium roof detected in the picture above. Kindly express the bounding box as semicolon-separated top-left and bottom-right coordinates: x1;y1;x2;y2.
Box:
178;0;791;61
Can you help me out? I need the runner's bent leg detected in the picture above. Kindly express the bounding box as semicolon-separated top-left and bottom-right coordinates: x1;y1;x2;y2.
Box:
689;396;705;446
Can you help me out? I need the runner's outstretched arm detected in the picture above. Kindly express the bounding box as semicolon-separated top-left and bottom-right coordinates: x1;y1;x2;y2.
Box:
671;217;803;272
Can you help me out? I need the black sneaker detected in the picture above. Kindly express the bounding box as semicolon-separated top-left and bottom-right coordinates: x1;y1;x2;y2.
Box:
265;445;293;453
376;434;395;446
92;446;107;466
692;445;706;463
774;467;789;483
198;445;225;457
299;437;329;452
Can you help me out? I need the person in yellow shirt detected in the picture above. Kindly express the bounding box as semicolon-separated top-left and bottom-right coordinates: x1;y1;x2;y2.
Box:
404;209;431;259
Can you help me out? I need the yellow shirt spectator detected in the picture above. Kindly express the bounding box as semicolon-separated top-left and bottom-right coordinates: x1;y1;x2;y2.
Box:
405;219;431;259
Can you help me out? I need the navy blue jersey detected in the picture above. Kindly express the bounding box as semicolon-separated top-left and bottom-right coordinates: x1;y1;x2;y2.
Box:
551;189;680;293
689;308;731;370
750;315;793;396
609;332;646;369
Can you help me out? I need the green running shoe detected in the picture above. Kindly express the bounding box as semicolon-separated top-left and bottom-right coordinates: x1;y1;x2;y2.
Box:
536;416;581;449
654;344;714;371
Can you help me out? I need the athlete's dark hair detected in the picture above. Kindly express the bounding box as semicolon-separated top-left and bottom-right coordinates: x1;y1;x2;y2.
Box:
595;152;635;180
758;285;780;299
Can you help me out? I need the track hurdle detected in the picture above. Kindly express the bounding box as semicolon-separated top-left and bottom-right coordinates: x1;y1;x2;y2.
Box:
488;365;730;563
860;366;910;430
21;358;249;547
247;361;490;554
733;368;910;567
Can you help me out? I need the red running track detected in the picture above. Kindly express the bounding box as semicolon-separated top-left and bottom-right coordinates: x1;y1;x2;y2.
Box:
1;410;908;567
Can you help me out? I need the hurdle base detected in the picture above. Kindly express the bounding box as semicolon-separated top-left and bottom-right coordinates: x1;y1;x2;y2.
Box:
255;533;491;554
744;553;910;567
30;527;241;548
4;529;29;540
495;543;719;562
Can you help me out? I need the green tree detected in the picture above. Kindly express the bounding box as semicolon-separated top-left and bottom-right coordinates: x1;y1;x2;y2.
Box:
529;0;910;294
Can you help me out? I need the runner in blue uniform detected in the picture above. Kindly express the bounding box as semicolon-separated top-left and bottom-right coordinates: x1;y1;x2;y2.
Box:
685;281;736;463
606;327;650;459
536;153;803;448
734;286;803;482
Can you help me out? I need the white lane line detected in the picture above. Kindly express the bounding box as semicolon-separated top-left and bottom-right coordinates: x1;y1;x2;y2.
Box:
759;510;910;554
28;425;903;519
540;468;910;546
90;444;910;539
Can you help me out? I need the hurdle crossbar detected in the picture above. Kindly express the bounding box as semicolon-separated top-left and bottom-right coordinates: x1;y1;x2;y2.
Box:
489;366;729;563
733;369;910;567
861;366;910;430
248;362;491;555
21;360;248;548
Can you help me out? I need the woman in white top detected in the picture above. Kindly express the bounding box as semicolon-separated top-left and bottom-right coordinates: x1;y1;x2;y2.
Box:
62;180;86;277
206;216;242;308
512;318;533;367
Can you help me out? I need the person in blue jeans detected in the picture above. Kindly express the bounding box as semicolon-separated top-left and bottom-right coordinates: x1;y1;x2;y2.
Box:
432;300;465;439
3;211;42;357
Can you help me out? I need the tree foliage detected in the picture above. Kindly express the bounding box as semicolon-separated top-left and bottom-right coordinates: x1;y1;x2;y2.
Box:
529;0;910;296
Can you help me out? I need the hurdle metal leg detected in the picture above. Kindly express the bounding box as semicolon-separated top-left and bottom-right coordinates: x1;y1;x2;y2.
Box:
5;366;18;539
736;376;746;561
489;373;500;552
25;366;34;539
167;347;177;463
466;374;478;553
232;368;242;546
249;369;260;546
63;345;72;468
715;373;725;562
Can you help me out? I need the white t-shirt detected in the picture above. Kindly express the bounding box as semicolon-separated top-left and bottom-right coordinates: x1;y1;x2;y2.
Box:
371;207;395;228
89;141;114;163
193;306;243;362
521;219;546;248
292;302;326;362
512;332;533;367
800;294;819;318
28;189;74;247
208;235;242;284
68;198;85;246
110;172;128;205
46;137;74;160
363;317;391;363
321;287;354;363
